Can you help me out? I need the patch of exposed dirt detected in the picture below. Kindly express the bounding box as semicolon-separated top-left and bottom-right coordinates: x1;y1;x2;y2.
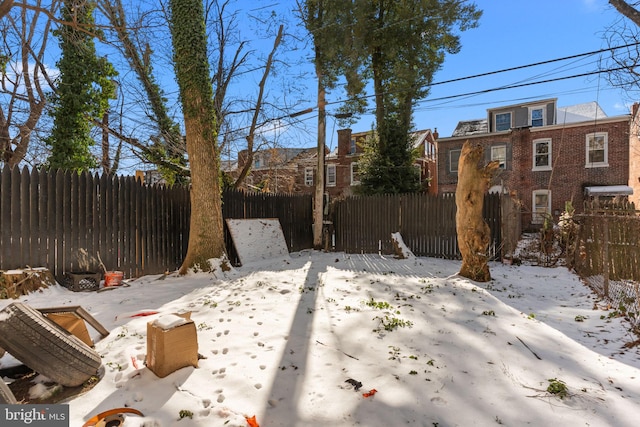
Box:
2;364;101;404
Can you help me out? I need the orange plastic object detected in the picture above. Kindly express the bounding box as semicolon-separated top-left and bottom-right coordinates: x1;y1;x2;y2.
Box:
246;415;260;427
363;389;377;398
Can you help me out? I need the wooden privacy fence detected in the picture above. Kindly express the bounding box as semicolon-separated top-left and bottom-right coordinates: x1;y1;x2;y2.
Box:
573;200;640;325
222;189;313;265
574;201;640;284
0;166;314;281
0;166;190;280
331;192;504;260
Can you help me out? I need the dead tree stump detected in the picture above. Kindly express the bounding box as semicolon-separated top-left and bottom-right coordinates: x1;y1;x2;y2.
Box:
455;141;500;282
0;268;55;299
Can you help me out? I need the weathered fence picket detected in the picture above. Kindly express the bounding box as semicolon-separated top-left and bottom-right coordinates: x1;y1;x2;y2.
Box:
0;166;313;281
331;192;503;260
2;165;513;282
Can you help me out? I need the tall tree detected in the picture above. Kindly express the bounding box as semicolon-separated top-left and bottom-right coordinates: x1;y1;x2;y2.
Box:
609;0;640;26
169;0;226;274
233;24;284;189
0;0;57;168
602;1;640;96
46;0;117;172
299;0;364;246
97;0;186;183
309;0;481;194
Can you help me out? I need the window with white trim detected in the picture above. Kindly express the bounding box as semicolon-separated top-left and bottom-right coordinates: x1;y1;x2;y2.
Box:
326;164;336;187
449;149;461;173
533;138;552;171
495;112;511;131
304;167;314;186
529;106;545;127
350;162;360;185
532;189;551;224
585;132;608;167
491;145;506;169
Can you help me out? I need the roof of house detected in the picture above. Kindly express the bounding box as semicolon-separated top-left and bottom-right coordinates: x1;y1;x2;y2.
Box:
450;101;611;137
557;101;607;124
451;119;488;137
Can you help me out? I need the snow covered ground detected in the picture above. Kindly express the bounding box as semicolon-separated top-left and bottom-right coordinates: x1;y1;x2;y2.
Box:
1;249;639;427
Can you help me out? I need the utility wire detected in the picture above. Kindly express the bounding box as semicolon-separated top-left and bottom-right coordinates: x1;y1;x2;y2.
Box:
220;43;637;141
429;42;640;87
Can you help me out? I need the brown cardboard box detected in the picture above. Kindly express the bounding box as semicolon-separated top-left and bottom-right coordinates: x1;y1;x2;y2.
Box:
46;313;93;347
146;312;198;378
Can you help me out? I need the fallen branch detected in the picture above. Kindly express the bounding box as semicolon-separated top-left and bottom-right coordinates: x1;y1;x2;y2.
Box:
516;336;542;360
316;340;359;360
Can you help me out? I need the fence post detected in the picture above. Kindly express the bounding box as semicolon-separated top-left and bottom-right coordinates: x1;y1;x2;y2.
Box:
603;217;609;297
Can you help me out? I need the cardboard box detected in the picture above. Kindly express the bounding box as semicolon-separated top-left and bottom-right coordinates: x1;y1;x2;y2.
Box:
46;312;93;347
146;312;198;378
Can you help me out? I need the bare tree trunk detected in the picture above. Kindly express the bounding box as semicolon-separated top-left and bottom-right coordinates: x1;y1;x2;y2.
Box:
169;0;226;274
0;0;55;167
314;76;326;249
0;0;13;20
234;24;283;188
455;141;500;282
609;0;640;26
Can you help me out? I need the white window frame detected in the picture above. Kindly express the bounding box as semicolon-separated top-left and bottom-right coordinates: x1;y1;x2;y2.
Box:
349;137;357;154
350;162;360;185
304;167;314;186
532;189;551;225
585;132;608;168
495;112;511;131
326;164;336;187
491;145;507;169
529;105;546;127
449;149;461;173
532;138;552;171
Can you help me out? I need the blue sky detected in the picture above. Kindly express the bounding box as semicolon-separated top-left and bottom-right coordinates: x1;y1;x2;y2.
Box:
307;0;632;139
409;0;630;137
31;0;629;165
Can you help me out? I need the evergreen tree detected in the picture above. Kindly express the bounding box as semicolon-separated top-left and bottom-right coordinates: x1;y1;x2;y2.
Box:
302;0;481;194
357;117;421;195
46;0;117;172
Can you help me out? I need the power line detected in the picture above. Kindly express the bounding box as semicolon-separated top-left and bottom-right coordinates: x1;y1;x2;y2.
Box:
221;43;636;142
429;42;640;87
421;67;627;103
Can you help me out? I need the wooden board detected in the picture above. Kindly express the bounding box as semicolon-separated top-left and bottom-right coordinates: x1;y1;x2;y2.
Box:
225;218;289;265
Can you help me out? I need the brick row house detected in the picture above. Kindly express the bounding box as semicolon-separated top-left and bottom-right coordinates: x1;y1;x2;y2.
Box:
324;128;438;199
437;98;638;230
229;147;320;194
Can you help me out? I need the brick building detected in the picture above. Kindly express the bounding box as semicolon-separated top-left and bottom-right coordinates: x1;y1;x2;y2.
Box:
437;98;635;230
325;128;438;199
232;147;319;194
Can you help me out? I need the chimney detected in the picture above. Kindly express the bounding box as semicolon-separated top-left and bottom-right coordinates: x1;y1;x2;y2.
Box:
337;129;352;157
433;128;439;140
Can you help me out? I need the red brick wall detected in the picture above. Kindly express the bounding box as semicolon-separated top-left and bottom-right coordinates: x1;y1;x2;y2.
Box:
629;104;640;206
326;129;363;199
438;117;631;230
